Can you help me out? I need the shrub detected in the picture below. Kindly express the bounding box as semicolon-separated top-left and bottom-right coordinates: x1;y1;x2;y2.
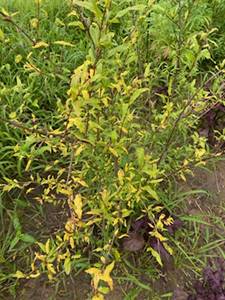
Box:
0;0;225;299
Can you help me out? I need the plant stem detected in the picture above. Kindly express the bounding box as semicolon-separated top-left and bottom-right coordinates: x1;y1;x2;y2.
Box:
0;12;35;45
157;71;223;166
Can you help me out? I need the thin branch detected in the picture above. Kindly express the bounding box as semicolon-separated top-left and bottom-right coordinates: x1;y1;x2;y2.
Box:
0;12;36;45
0;116;92;145
157;71;223;166
158;148;225;181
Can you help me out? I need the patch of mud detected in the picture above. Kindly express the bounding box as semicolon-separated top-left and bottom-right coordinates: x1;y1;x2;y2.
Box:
16;275;91;300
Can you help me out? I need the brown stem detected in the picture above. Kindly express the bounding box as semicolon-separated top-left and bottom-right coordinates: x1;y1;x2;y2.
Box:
0;116;92;145
36;0;40;37
157;71;223;166
0;12;35;45
158;149;225;181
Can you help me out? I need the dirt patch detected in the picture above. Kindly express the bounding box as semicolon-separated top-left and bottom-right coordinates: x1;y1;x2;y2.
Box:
16;274;91;300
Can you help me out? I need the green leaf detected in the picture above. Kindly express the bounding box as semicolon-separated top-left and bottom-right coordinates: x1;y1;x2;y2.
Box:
111;4;146;22
136;147;145;168
12;214;21;232
9;235;20;251
199;48;211;60
20;234;36;244
89;23;100;47
73;0;102;20
142;186;159;201
129;88;148;105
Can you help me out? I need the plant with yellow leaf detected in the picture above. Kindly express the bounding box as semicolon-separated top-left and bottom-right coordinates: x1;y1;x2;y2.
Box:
1;0;225;298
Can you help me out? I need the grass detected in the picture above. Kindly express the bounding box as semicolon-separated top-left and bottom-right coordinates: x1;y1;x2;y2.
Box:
1;0;225;299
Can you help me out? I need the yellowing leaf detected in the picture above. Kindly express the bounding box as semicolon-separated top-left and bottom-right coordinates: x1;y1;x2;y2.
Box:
93;295;104;300
69;237;75;249
86;261;115;291
1;8;10;17
25;159;32;172
92;294;104;300
64;257;71;275
75;144;85;156
101;261;115;290
85;267;102;290
45;239;50;254
109;147;118;157
14;270;26;278
9;112;17;119
47;263;56;274
68;117;85;132
67;10;78;17
150;230;167;242
65;219;75;233
29;271;40;278
117;169;124;184
73;194;83;219
147;247;162;266
54;40;75;47
30;18;39;29
163;242;173;255
24;63;41;74
15;54;22;63
82;90;90;100
163;216;174;226
0;28;4;41
68;21;85;30
32;41;49;49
